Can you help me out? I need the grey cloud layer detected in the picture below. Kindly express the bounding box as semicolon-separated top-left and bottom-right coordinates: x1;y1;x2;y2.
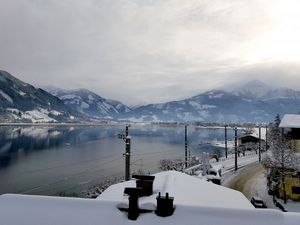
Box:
0;0;299;105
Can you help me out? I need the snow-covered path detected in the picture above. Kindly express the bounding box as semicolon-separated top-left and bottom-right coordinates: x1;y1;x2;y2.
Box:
223;163;281;210
223;163;266;199
223;162;300;212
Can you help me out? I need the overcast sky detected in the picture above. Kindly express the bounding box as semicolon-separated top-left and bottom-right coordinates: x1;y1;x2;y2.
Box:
1;0;300;105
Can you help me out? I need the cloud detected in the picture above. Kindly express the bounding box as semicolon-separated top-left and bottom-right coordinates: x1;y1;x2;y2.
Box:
0;0;299;105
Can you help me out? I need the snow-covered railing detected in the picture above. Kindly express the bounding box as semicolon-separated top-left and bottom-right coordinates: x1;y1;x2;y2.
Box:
184;164;203;174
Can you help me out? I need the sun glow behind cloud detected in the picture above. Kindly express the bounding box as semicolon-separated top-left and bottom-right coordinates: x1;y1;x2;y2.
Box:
247;0;300;63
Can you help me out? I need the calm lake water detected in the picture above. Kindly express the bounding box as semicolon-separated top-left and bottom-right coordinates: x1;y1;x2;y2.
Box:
0;124;237;196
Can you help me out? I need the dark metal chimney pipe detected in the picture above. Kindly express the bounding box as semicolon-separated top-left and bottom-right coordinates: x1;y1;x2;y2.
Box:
156;192;175;217
124;187;142;220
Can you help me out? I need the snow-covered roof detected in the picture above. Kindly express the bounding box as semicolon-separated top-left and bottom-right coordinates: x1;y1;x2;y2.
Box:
98;171;252;209
279;114;300;128
238;135;264;141
1;171;300;225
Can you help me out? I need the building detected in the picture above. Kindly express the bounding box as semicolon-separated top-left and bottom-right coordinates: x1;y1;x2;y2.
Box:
1;171;300;224
279;114;300;152
268;114;300;201
238;135;266;154
280;172;300;201
267;166;300;201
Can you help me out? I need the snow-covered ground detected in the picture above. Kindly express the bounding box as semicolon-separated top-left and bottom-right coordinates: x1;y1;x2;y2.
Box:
6;107;59;123
246;170;300;213
214;152;259;176
1;171;300;225
185;151;259;175
185;150;291;212
223;163;300;213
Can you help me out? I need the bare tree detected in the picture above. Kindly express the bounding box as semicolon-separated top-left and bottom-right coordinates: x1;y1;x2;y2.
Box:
238;142;259;155
210;149;222;162
159;159;185;171
262;122;298;203
244;125;255;135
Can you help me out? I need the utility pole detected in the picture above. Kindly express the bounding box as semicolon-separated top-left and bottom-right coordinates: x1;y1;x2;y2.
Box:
235;127;238;171
118;125;131;181
265;125;268;151
185;124;188;168
225;125;228;158
125;125;131;181
126;125;129;137
125;134;131;181
259;125;261;162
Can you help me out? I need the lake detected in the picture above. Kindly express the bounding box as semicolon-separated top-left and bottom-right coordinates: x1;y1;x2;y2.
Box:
0;124;237;196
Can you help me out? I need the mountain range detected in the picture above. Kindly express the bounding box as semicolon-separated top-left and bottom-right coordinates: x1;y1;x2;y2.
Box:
124;81;300;123
43;86;131;119
1;70;300;123
0;70;82;123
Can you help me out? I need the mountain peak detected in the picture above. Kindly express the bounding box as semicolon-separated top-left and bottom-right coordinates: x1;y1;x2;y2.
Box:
0;70;29;87
241;80;270;89
43;86;131;117
231;80;272;99
0;70;81;123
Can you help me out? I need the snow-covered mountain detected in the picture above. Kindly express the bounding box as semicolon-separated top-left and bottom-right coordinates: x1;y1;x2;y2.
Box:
0;70;82;123
44;86;131;119
122;81;300;123
2;70;300;124
232;80;300;100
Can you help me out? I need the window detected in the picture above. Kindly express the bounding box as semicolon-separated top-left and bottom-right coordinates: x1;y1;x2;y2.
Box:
292;186;300;194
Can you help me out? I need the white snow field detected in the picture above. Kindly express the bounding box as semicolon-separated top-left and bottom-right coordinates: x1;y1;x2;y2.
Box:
1;171;300;225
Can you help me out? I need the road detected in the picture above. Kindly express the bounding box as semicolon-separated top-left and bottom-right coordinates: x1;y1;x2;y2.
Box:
223;162;300;212
223;162;267;199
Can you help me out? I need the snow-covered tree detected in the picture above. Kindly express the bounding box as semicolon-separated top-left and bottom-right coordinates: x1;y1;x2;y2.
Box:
210;149;222;162
274;114;281;126
159;159;184;171
262;119;298;203
244;126;255;135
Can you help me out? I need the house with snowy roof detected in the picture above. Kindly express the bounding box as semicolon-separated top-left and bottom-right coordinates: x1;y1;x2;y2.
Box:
276;114;300;200
238;134;266;154
279;114;300;153
1;171;300;225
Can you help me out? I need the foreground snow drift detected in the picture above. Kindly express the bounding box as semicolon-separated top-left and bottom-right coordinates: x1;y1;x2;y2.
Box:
1;171;300;225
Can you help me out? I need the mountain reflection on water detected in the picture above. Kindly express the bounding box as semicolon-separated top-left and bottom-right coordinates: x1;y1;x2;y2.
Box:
0;125;236;196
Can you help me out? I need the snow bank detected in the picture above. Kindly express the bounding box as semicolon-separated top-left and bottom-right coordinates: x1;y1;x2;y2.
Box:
1;193;300;225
